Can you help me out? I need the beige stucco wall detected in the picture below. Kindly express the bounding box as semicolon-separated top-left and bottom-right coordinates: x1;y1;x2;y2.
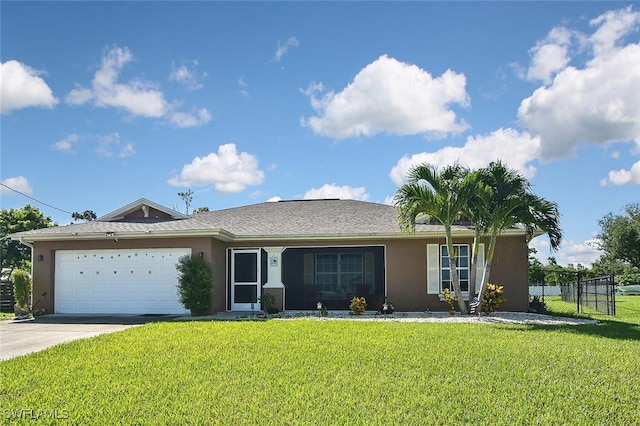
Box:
228;234;530;313
30;233;529;314
32;237;216;314
384;235;529;312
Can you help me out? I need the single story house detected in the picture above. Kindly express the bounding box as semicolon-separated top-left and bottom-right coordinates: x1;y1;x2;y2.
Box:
10;198;530;315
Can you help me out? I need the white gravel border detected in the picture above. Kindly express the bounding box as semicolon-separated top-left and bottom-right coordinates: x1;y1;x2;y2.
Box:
278;311;598;326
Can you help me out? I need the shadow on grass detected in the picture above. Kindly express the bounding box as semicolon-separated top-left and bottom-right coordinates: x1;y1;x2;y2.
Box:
513;318;640;341
31;314;179;325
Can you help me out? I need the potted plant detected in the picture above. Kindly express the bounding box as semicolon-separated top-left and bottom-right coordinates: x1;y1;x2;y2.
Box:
259;292;278;314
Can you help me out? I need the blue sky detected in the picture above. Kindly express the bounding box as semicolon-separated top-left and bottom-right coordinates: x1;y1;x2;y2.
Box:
1;2;639;267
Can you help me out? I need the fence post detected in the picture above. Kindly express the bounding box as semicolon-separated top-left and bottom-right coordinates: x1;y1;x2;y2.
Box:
576;270;581;313
610;273;616;316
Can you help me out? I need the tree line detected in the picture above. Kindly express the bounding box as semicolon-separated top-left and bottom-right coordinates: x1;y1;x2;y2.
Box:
529;202;640;286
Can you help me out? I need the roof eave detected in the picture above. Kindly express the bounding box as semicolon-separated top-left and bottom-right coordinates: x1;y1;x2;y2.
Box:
230;227;528;242
10;228;236;244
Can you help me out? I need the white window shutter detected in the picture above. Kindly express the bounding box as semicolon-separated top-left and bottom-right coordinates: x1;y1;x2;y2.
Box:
475;243;485;295
427;244;440;294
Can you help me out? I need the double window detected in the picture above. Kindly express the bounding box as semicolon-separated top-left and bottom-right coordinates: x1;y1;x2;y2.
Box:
315;253;364;294
440;245;469;293
427;243;481;297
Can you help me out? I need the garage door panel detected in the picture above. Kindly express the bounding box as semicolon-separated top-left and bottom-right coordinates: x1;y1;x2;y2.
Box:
55;248;191;314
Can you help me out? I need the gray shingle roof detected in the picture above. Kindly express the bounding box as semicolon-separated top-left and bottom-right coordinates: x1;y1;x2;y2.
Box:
10;199;480;242
192;199;402;236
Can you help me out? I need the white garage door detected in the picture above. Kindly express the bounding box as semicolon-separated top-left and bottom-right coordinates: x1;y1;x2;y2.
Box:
55;248;191;314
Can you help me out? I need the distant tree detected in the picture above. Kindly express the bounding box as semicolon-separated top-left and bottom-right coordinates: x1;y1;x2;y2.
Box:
193;207;209;214
595;203;640;269
178;190;194;214
528;248;546;283
71;210;97;222
1;205;55;272
591;254;628;276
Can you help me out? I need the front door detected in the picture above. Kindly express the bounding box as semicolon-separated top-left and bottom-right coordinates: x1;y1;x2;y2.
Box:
231;249;261;311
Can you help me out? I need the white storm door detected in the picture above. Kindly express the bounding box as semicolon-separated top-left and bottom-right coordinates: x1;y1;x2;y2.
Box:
231;249;261;311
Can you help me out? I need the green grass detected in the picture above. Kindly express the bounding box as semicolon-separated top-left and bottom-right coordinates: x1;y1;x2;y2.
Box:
1;305;639;425
0;312;14;321
546;295;640;325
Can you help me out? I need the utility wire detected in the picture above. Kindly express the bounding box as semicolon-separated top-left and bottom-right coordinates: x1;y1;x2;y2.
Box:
0;182;73;215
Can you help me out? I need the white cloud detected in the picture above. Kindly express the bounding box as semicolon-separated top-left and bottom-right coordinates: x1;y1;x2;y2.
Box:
518;7;640;161
168;107;211;128
237;77;249;98
66;46;168;117
169;61;206;90
302;55;469;140
168;143;265;193
590;6;640;56
526;27;573;83
0;60;58;114
65;46;210;128
602;160;640;185
303;184;369;201
389;128;541;186
266;196;282;202
0;176;33;196
53;133;81;154
273;37;300;61
96;133;135;158
531;235;602;268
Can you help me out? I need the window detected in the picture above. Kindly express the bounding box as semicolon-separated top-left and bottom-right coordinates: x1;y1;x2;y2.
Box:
315;253;363;294
440;244;469;293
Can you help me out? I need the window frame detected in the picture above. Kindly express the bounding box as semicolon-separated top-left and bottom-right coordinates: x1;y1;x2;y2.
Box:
439;244;470;295
315;252;364;294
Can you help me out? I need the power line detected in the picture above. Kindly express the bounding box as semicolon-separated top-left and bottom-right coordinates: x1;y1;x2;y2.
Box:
0;182;73;215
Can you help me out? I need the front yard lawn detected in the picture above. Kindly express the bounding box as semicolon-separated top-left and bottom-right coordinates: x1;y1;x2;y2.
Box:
1;308;639;424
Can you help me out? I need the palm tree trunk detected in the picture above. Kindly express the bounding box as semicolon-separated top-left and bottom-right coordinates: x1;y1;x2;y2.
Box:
476;233;497;314
469;230;482;298
446;227;468;314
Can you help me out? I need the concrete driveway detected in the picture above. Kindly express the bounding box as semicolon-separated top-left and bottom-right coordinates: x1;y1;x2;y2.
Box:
0;315;176;361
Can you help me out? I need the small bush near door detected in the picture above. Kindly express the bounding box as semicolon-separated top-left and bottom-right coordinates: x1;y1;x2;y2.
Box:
176;255;213;316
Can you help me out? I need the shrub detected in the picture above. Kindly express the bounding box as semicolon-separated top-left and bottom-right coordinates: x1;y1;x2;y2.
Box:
176;255;213;316
349;296;367;315
482;283;506;313
529;295;547;313
11;269;32;313
443;288;457;314
259;293;277;314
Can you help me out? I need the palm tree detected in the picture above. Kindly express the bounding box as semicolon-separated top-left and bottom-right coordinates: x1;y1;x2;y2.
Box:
462;170;491;299
395;163;480;314
475;161;562;312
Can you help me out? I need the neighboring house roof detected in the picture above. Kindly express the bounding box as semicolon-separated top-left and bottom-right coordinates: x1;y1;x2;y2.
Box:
97;198;189;221
9;198;525;243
